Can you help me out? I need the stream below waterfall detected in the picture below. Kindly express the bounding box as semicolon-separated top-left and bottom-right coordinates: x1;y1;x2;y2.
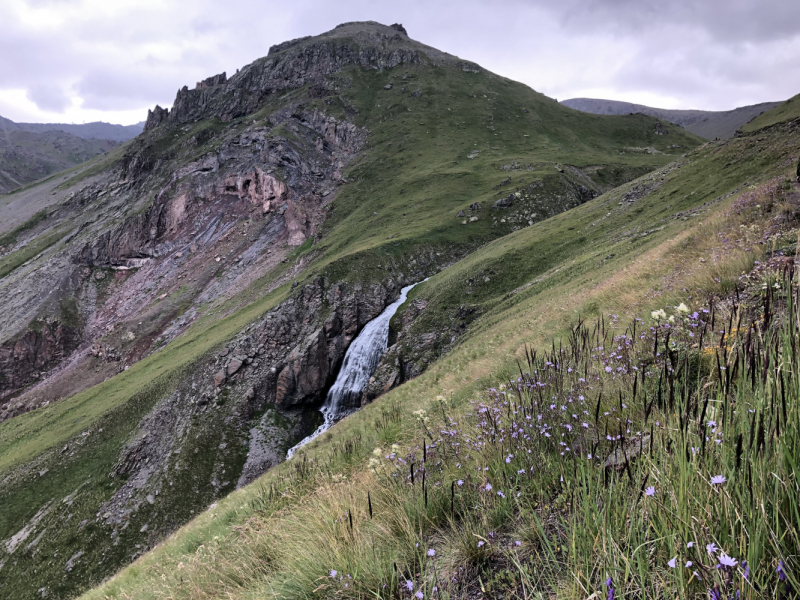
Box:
286;280;423;459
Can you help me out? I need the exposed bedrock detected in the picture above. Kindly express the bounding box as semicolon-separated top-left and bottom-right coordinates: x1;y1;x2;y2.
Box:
0;102;367;417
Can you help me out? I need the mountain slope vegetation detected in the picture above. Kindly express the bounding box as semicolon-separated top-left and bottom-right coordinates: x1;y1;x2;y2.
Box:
2;21;797;600
0;128;118;194
81;96;800;600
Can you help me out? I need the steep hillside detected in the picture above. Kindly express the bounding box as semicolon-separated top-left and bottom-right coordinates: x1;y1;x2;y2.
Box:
561;97;781;140
80;95;800;600
738;92;800;134
0;21;705;599
0;128;118;194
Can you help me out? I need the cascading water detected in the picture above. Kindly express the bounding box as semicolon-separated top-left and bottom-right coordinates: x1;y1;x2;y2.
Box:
287;281;423;459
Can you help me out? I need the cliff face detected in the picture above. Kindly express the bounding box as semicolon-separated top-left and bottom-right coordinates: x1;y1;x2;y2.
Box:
0;92;367;421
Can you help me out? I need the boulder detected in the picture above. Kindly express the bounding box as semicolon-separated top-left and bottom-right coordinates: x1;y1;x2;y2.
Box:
227;357;244;376
493;195;514;209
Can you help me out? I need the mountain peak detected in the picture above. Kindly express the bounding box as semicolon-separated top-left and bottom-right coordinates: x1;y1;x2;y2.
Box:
146;21;444;131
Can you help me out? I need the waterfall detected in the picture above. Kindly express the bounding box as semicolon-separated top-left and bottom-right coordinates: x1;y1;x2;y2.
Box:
286;281;422;459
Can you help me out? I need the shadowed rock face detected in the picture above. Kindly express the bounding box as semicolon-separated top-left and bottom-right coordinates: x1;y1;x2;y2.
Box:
0;320;81;404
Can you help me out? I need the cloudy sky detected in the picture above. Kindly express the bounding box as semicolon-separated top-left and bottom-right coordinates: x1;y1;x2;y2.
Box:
1;0;798;125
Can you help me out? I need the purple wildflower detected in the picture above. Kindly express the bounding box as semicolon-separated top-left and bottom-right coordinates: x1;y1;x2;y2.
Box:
645;486;655;497
718;553;737;567
710;475;726;485
427;548;435;557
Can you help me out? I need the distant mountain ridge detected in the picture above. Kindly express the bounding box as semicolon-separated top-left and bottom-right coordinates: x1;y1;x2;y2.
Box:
0;116;142;194
560;97;782;140
0;115;143;142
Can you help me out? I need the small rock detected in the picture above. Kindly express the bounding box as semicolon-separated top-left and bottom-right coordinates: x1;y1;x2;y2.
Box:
456;210;465;217
214;370;226;387
140;524;148;533
146;494;155;505
383;83;393;90
469;216;478;222
65;550;84;572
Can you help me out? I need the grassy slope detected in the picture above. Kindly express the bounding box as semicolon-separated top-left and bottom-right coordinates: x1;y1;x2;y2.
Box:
0;61;704;599
308;64;699;282
739;92;800;133
78;103;800;599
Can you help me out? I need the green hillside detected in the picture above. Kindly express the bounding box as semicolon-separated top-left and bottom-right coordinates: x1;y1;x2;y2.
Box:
739;92;800;134
77;98;800;599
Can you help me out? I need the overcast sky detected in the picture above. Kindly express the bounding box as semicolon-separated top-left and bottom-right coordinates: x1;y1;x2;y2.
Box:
1;0;798;125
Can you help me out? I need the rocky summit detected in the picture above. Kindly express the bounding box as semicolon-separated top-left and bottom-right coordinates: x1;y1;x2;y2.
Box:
3;20;797;600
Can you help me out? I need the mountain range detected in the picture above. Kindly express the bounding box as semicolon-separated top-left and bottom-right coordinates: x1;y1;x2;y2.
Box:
0;116;143;194
0;21;798;600
560;97;782;139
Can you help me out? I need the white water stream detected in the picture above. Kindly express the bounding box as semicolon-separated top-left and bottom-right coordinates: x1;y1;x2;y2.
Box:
286;281;422;459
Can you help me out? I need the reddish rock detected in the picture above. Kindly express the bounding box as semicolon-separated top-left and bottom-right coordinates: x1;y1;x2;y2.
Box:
214;370;226;387
227;358;244;375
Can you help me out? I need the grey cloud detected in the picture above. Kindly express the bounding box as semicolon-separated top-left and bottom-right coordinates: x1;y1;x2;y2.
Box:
0;0;798;123
26;82;71;112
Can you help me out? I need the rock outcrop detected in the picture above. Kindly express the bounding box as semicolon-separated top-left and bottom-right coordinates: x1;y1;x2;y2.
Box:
145;22;426;129
0;319;81;408
143;105;169;132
